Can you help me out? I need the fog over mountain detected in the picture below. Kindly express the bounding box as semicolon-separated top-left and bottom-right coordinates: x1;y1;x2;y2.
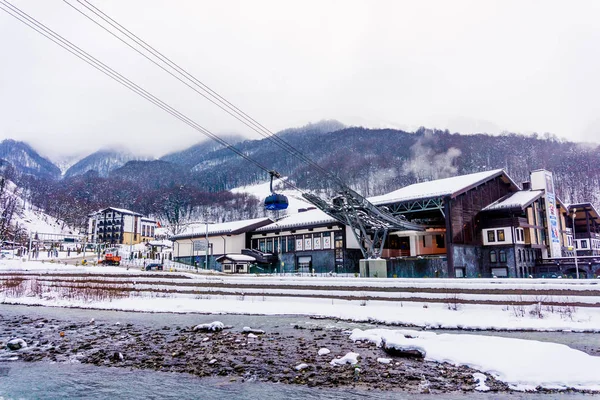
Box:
1;121;599;232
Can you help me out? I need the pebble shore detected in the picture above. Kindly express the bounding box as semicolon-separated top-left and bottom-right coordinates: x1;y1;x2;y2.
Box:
0;312;509;394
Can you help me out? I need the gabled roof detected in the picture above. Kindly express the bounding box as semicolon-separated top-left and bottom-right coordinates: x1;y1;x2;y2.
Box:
216;254;256;263
569;203;600;228
482;190;544;212
171;217;273;240
369;169;518;205
254;208;338;232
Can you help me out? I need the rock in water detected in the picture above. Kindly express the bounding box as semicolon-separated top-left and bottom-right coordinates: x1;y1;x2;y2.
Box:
6;338;27;351
382;339;426;359
193;322;225;332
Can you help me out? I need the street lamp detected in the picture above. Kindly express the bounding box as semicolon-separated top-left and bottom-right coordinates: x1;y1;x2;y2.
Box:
572;208;580;279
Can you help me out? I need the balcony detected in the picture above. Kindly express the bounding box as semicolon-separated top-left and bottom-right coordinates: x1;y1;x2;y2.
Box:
575;232;600;240
381;249;411;258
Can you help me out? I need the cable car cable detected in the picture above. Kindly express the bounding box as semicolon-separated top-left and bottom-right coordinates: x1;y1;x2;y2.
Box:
0;0;289;190
63;0;351;193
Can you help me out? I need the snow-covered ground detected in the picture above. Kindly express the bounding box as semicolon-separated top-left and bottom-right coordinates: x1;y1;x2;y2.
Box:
17;207;75;235
2;259;600;393
350;328;600;392
1;259;599;332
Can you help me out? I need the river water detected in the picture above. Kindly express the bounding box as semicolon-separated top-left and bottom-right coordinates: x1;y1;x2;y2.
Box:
0;304;597;399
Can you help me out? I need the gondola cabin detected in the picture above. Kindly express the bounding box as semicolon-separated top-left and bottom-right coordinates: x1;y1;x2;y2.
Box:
264;193;289;210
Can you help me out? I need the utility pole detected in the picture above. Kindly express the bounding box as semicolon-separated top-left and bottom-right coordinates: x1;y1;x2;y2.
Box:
204;222;209;270
572;208;579;279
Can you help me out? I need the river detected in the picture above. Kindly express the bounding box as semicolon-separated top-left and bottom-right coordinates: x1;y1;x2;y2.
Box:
0;304;597;399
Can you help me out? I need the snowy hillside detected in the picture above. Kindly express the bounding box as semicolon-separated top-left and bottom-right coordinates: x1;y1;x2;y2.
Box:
0;139;61;179
17;206;77;236
63;149;146;178
3;180;77;237
230;178;314;214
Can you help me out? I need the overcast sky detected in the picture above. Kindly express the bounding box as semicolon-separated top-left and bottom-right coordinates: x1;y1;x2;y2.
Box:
1;0;600;161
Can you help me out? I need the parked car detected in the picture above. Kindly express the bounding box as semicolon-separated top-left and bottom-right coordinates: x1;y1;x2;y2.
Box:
145;263;163;271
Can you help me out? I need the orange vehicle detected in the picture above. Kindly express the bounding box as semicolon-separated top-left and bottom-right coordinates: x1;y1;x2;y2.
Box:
99;253;122;266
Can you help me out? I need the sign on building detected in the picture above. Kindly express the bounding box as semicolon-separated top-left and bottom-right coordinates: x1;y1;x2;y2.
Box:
531;170;562;258
193;240;208;251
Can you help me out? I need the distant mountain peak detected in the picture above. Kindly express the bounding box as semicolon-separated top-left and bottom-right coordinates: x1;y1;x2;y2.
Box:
63;149;147;178
277;119;346;136
0;139;61;179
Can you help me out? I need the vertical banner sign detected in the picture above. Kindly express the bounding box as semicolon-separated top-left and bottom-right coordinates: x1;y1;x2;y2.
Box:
543;172;562;258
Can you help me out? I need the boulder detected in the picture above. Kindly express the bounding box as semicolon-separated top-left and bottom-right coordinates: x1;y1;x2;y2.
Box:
382;339;426;359
6;338;27;351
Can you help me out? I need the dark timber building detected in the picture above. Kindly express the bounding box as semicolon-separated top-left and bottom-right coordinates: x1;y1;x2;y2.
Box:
171;169;600;278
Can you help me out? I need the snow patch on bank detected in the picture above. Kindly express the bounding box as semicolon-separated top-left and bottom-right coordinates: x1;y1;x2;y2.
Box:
349;328;600;392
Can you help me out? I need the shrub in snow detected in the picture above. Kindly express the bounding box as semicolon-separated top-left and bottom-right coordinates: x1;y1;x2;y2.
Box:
193;321;225;332
330;352;360;366
317;348;330;356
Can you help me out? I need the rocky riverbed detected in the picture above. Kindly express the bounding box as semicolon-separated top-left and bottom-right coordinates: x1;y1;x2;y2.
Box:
0;312;510;394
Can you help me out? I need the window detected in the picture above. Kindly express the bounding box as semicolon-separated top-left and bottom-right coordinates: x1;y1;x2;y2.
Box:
259;239;266;252
490;250;497;263
582;240;588;249
499;250;507;263
455;267;466;278
491;267;508;278
435;234;445;248
487;230;496;242
497;229;505;241
518;249;522;262
287;236;295;252
266;239;273;253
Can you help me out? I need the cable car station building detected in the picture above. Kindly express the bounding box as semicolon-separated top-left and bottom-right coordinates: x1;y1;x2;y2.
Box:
171;169;600;278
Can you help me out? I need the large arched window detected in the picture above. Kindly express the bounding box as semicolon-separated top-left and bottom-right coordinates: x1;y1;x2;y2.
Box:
499;250;507;263
490;251;497;263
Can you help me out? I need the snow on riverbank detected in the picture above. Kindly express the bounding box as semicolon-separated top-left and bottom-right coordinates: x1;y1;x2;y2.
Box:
2;259;600;333
3;292;600;332
349;328;600;392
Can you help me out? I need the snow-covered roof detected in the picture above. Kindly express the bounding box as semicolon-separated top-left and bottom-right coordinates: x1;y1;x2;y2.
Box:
89;207;142;217
216;254;256;262
369;169;517;205
146;240;172;247
171;217;273;240
254;208;338;232
482;190;544;211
